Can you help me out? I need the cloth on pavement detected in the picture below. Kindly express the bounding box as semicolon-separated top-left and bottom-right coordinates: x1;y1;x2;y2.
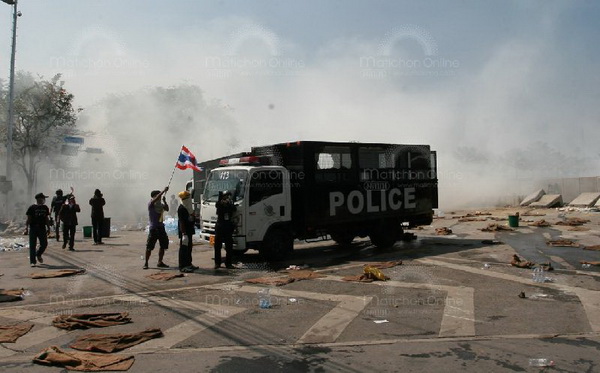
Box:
0;289;25;302
341;274;374;283
511;254;534;269
568;226;590;231
522;211;545;216
30;269;86;279
70;328;163;353
529;219;551;227
370;261;403;269
33;345;134;371
53;313;132;330
480;224;513;232
435;227;453;235
146;272;184;281
245;277;295;286
458;217;487;222
0;322;34;343
286;270;326;281
556;218;590;226
546;239;580;247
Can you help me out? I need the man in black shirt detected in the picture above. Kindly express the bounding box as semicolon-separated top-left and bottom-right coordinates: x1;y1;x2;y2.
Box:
89;189;106;245
59;195;81;251
50;189;65;241
25;193;51;267
177;190;197;272
214;191;236;269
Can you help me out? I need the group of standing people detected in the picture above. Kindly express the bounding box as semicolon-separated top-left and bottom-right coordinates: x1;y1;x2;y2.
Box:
144;187;236;272
26;189;105;267
26;185;236;272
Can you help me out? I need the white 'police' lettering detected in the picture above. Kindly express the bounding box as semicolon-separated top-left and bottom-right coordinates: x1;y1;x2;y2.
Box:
329;187;416;216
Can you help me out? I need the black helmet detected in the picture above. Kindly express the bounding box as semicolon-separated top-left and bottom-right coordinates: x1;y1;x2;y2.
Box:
56;189;63;196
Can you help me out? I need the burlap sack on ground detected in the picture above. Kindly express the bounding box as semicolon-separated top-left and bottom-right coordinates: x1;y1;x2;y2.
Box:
286;270;326;281
546;239;579;247
30;269;85;279
245;277;295;286
0;322;34;343
70;328;163;353
53;313;132;330
146;272;184;281
33;345;134;371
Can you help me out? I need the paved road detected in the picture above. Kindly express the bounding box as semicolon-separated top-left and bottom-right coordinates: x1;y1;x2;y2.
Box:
0;207;599;372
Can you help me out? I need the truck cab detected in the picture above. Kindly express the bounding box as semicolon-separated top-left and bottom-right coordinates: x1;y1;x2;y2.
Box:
199;157;293;258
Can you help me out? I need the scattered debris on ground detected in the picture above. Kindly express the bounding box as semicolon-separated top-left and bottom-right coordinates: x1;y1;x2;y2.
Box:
580;261;600;266
31;269;86;279
146;272;184;281
556;218;590;226
342;265;390;282
0;322;34;343
286;270;326;281
546;239;580;248
480;224;513;232
33;346;135;371
522;211;546;217
70;328;163;353
0;289;26;302
435;227;453;235
511;254;535;269
53;313;132;330
0;237;28;252
529;219;552;227
568;226;590;231
583;245;600;251
245;277;295;286
458;217;487;222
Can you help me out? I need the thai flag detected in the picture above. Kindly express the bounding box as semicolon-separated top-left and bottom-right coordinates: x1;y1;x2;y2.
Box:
176;146;202;172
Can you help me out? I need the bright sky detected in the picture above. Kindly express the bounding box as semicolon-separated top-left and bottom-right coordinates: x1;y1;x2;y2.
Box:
1;0;599;207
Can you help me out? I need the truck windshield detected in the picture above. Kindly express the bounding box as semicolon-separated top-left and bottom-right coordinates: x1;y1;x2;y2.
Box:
203;169;247;202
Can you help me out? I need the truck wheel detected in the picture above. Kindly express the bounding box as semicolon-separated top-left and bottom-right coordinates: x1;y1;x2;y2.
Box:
369;220;399;249
330;232;355;247
260;228;293;261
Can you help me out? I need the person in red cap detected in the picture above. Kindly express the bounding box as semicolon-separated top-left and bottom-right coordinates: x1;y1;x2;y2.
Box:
25;193;51;267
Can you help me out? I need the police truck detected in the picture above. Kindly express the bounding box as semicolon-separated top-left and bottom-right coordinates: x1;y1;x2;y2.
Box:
194;141;438;260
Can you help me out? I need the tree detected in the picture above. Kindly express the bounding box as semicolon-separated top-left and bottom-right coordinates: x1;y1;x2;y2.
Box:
0;72;81;196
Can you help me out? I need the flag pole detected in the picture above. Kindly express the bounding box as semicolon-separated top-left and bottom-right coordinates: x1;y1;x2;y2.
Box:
167;145;183;188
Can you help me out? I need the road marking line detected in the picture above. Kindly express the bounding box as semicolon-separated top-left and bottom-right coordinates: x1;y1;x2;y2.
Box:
317;275;476;337
11;326;67;351
0;309;53;325
418;258;600;332
549;255;576;270
206;284;372;344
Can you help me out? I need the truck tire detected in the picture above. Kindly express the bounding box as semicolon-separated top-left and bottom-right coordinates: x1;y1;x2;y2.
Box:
330;232;355;247
259;228;293;261
369;220;399;249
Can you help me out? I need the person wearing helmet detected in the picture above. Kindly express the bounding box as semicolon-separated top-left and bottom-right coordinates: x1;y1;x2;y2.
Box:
177;190;198;272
